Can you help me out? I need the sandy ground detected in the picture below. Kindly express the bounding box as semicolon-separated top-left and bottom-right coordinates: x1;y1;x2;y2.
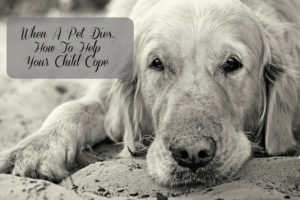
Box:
0;20;300;200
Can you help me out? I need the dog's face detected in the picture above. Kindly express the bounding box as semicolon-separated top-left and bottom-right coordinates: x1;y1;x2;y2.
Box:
115;0;298;186
129;0;267;186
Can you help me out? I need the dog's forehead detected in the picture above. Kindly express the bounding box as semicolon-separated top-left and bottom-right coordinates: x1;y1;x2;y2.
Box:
134;0;263;63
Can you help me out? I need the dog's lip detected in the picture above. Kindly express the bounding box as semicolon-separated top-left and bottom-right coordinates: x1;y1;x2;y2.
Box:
170;160;215;174
174;158;212;173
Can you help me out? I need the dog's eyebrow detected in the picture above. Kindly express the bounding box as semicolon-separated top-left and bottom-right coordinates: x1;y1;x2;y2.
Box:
220;35;252;55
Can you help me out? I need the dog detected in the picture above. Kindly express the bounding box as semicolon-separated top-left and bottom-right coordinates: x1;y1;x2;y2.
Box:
0;0;299;186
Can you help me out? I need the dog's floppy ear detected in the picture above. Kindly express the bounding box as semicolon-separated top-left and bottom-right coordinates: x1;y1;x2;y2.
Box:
104;0;160;157
261;23;299;155
105;77;153;157
264;64;297;155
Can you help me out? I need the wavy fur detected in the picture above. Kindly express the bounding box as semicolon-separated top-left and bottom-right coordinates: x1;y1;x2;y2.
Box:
0;0;299;185
106;0;300;156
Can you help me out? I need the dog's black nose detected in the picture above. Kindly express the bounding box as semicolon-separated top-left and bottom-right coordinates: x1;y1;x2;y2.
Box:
170;136;216;171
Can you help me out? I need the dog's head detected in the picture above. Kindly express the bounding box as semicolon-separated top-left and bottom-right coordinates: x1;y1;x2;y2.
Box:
107;0;299;186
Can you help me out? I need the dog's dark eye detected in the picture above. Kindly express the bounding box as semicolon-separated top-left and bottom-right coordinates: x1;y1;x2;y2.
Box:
223;57;243;73
150;58;165;71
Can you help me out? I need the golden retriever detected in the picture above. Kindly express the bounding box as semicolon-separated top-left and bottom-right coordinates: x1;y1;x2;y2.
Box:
0;0;300;186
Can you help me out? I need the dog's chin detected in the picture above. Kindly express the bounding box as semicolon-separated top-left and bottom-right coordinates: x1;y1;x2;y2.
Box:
146;137;251;187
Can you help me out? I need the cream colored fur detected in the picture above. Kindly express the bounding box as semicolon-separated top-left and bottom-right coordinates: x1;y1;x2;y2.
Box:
0;0;299;186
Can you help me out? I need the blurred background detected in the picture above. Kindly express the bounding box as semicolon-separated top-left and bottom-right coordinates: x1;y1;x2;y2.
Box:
0;0;110;17
0;0;112;150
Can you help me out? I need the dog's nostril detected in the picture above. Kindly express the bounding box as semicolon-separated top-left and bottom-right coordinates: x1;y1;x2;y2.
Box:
197;150;210;158
179;150;189;159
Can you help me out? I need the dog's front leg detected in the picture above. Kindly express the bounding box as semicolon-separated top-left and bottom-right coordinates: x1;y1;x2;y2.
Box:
0;96;107;182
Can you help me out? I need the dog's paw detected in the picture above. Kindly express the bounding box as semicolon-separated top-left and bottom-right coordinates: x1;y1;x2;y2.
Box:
0;130;76;182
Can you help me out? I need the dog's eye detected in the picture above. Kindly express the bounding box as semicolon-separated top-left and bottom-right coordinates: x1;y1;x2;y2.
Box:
223;57;243;73
150;58;165;71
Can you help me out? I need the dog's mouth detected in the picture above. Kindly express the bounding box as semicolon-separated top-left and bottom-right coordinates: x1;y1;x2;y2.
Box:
167;165;225;187
145;133;252;187
147;155;224;186
146;139;217;186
